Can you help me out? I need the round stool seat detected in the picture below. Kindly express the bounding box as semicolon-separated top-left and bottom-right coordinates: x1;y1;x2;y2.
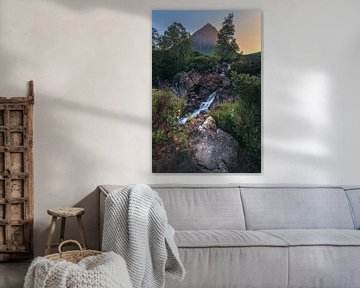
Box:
47;207;85;218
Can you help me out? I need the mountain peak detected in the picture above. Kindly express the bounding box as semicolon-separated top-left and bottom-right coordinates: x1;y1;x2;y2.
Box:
191;23;218;53
204;23;216;29
196;23;217;33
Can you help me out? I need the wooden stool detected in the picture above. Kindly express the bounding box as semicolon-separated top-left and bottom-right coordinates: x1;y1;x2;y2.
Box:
45;207;87;255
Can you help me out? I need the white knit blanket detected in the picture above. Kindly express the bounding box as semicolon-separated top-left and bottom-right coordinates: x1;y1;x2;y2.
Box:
24;251;133;288
102;184;185;288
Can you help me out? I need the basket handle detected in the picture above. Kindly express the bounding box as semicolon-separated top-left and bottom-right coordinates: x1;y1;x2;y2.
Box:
58;240;83;255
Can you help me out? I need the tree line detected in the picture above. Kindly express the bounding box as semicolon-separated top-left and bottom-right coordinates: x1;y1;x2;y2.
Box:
152;13;240;86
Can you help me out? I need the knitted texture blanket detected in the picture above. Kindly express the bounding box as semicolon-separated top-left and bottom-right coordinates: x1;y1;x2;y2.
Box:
24;251;133;288
102;184;185;288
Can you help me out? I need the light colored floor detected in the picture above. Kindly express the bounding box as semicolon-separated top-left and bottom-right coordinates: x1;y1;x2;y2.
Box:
0;261;30;288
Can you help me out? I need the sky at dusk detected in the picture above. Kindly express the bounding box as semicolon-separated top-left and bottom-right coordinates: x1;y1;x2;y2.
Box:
152;10;261;54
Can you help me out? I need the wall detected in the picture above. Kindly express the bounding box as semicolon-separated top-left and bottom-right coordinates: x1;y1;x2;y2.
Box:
0;0;359;255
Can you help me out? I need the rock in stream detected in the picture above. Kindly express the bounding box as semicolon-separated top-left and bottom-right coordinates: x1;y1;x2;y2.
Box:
189;117;240;172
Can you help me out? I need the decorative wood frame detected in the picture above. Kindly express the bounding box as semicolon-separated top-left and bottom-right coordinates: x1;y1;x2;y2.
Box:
0;81;34;261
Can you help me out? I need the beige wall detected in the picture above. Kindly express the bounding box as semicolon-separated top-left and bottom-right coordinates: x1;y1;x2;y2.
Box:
0;0;359;255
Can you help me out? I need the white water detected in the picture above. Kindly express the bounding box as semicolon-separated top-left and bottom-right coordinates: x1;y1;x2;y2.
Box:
178;91;217;125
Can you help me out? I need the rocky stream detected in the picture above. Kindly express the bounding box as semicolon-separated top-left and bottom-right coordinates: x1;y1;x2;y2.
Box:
171;64;242;173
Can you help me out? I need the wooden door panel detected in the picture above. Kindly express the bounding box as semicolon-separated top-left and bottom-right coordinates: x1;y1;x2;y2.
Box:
10;152;24;174
0;82;34;261
0;110;4;126
10;132;24;146
0;204;4;219
11;180;24;198
0;153;4;172
9;110;24;127
0;180;4;198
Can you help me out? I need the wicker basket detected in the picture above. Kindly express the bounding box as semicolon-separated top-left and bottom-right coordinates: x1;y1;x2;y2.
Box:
45;240;102;263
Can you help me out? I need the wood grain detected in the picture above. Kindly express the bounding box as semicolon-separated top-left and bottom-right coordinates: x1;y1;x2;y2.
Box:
0;81;34;261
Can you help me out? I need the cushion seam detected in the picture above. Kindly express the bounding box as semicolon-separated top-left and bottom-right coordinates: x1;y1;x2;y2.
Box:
177;244;360;248
239;186;248;230
344;190;358;229
258;231;360;247
287;246;290;288
261;231;291;246
177;245;289;248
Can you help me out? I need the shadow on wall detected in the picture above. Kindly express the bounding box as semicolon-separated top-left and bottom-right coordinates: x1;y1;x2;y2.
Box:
33;94;148;256
51;0;222;15
53;0;149;13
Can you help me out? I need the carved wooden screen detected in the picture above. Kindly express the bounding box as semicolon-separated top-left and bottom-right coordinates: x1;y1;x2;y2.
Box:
0;82;34;261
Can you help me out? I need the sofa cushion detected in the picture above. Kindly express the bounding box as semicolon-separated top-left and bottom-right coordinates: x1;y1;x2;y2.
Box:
288;246;360;288
153;186;246;230
165;247;289;288
261;230;360;288
100;185;246;230
240;187;355;230
175;230;288;248
262;229;360;246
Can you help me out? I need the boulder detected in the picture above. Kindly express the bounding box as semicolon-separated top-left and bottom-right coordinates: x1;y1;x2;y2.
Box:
197;73;224;98
172;71;200;98
189;117;240;172
198;115;217;132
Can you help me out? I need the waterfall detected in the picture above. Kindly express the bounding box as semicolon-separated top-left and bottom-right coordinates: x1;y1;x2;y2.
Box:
178;91;217;125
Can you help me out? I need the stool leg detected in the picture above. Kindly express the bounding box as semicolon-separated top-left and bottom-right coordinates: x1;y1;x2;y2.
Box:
77;215;87;249
60;217;66;243
45;216;57;255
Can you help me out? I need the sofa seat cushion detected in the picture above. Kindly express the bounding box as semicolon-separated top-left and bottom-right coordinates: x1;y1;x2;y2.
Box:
175;230;288;248
262;229;360;246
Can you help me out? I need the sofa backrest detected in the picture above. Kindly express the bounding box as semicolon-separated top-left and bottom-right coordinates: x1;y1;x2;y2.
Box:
152;185;246;230
100;184;358;232
240;186;355;230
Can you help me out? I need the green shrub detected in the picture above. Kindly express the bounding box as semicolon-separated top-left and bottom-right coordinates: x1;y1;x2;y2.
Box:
210;101;237;134
230;72;261;107
230;57;261;76
152;89;194;172
173;129;189;152
187;53;218;72
152;50;181;86
210;72;261;171
152;129;166;146
152;89;186;131
211;100;259;151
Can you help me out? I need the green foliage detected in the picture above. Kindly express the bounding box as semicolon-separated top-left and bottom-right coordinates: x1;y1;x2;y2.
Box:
174;129;190;152
152;89;194;172
158;22;192;51
210;101;238;136
152;22;193;86
152;89;186;132
152;129;166;144
152;50;176;86
230;72;261;107
231;57;261;76
210;72;261;171
187;52;218;72
216;13;240;62
152;89;190;149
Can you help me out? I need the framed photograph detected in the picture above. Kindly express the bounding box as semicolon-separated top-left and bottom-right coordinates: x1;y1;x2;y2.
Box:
152;10;261;173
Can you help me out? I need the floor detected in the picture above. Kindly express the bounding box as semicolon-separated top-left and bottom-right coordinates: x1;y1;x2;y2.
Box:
0;261;30;288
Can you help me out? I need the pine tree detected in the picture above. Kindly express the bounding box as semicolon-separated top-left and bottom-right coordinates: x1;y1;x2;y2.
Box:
158;22;192;76
216;13;239;61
